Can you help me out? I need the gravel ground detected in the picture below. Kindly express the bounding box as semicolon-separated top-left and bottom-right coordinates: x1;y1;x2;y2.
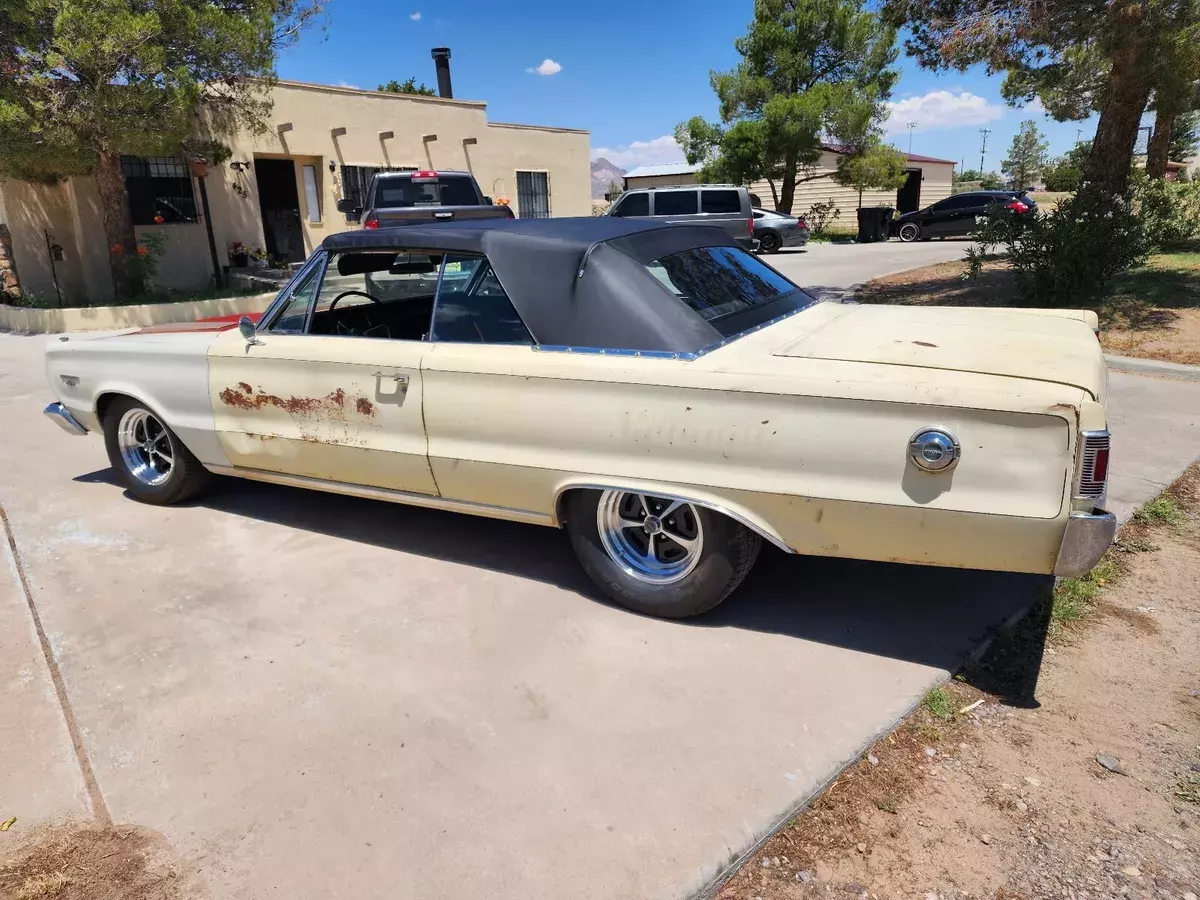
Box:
711;466;1200;900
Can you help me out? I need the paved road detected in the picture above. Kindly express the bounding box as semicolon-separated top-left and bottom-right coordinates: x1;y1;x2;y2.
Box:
2;331;1197;900
768;239;971;298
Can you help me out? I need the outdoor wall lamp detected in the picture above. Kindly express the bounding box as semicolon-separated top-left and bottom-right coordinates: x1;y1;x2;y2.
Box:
330;127;347;138
379;130;395;141
462;137;477;146
422;133;437;142
277;122;293;134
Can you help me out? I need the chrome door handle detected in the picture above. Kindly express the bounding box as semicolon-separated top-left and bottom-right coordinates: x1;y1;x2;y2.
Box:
372;372;409;384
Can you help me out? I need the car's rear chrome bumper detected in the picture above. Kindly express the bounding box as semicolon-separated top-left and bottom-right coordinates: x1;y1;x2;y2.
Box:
44;402;88;436
1053;509;1116;577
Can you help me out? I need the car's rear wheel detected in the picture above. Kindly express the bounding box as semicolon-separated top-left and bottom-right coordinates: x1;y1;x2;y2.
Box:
898;222;921;242
758;230;782;253
564;489;762;618
103;397;208;505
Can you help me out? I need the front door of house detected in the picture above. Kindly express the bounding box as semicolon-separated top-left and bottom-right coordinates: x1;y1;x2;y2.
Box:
254;158;305;264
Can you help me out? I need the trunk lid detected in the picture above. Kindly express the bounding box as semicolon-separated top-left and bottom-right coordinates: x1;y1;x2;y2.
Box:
773;304;1106;399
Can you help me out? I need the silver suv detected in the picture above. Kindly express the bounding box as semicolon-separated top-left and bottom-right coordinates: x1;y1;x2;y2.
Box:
606;185;757;251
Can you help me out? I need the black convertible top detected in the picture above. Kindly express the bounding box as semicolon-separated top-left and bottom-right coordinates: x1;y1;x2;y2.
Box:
318;217;805;354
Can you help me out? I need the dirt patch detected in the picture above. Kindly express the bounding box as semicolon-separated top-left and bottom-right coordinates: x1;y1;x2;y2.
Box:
355;397;375;416
0;824;186;900
714;465;1200;899
1100;308;1200;366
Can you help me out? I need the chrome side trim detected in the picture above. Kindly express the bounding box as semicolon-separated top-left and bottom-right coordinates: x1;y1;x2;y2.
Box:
552;482;795;554
1053;508;1116;577
44;402;88;436
203;464;555;527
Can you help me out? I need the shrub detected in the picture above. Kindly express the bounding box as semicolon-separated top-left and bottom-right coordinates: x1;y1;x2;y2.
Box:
1130;170;1200;250
804;199;840;235
967;188;1148;308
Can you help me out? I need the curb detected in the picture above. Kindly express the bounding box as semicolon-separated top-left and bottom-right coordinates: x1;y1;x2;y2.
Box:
1104;354;1200;381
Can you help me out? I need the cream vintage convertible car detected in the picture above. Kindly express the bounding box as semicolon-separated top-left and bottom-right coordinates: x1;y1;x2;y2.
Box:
44;218;1115;618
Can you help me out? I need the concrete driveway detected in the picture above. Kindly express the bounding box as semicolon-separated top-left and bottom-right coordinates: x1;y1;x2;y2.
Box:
2;330;1198;900
768;238;970;299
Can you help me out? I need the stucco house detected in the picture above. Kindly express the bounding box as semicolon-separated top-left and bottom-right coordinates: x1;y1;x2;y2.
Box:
622;146;955;221
0;55;590;307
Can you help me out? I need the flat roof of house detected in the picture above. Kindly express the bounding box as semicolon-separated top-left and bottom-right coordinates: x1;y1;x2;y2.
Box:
623;162;701;179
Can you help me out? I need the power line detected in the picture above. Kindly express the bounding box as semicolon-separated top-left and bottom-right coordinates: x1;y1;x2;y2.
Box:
978;128;991;173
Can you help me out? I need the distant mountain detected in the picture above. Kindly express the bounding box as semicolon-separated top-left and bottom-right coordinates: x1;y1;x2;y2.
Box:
590;157;626;200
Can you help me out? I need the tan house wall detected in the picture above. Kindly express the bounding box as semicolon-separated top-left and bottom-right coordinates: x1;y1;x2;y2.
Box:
0;80;589;306
624;173;700;190
749;151;953;219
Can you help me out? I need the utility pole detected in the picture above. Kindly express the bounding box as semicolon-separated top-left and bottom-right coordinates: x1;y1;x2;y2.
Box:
906;121;918;155
978;128;991;173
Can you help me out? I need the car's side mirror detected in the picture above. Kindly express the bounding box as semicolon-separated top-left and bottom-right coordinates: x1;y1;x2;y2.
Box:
336;198;362;220
238;315;261;345
483;195;493;205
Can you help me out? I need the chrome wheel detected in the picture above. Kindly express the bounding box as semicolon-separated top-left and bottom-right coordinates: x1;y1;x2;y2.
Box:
116;408;173;487
596;490;704;584
898;222;920;242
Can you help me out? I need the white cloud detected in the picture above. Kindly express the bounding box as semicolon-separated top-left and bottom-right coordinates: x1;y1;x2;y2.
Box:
337;80;360;89
590;135;686;170
884;90;1006;134
525;58;562;76
409;11;421;20
1023;97;1048;117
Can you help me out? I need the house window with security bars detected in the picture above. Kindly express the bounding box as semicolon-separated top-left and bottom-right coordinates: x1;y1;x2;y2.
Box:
516;171;551;218
121;156;197;225
339;165;415;218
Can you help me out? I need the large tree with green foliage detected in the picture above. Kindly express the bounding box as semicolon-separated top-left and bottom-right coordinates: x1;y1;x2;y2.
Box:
675;0;899;214
954;168;1004;190
1042;141;1091;192
1001;120;1049;189
0;0;325;298
1171;110;1200;162
378;77;436;96
885;0;1200;196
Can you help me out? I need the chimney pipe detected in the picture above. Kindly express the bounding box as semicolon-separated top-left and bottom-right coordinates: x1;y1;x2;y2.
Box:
431;47;452;99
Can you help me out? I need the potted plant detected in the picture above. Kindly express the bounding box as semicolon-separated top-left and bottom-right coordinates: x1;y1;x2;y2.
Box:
229;241;249;268
249;246;267;267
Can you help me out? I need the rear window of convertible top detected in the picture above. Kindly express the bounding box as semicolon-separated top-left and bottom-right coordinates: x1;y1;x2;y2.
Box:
644;246;809;335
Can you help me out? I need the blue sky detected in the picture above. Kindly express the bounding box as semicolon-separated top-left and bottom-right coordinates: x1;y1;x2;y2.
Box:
277;0;1108;174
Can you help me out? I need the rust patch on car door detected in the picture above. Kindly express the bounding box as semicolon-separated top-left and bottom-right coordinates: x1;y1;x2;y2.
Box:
219;383;378;444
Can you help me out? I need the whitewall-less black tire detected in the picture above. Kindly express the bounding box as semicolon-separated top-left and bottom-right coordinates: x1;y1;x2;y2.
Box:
102;396;208;505
564;489;762;618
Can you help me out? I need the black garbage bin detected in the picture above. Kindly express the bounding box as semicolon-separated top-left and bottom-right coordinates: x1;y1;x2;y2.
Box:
857;206;897;242
856;207;885;243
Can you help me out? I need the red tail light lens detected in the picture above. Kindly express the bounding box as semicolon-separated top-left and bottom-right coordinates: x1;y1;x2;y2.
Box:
1076;431;1111;501
363;213;379;229
1006;199;1030;213
796;218;807;228
748;217;755;236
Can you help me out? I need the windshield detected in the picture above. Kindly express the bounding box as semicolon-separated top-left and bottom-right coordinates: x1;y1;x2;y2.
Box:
644;246;811;336
374;174;480;208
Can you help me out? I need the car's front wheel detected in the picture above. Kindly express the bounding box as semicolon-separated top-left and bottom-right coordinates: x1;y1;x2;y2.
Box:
898;222;921;242
758;230;782;253
103;397;208;505
564;489;762;618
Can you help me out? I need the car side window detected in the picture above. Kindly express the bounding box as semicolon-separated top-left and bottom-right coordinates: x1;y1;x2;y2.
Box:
653;191;698;216
701;190;741;214
431;254;534;345
267;263;323;334
613;193;649;217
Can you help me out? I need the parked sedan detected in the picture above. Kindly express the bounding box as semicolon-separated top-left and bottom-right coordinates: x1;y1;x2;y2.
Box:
894;190;1037;242
44;217;1113;620
753;208;810;252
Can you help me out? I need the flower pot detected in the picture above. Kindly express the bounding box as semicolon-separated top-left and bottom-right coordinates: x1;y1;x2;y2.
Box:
230;251;249;268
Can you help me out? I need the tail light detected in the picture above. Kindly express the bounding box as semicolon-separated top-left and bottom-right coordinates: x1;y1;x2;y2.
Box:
363;212;379;229
796;218;807;229
1006;199;1030;213
748;217;755;237
1075;430;1111;501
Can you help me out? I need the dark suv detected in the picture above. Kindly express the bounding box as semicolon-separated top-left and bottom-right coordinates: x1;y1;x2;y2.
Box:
893;190;1036;242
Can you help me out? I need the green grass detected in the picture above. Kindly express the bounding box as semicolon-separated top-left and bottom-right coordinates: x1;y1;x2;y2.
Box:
875;798;898;814
807;225;859;243
1052;556;1122;631
922;687;956;721
1175;770;1200;804
1132;495;1185;527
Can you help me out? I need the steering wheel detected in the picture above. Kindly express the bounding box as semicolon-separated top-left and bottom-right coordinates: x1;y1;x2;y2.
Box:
328;290;381;311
